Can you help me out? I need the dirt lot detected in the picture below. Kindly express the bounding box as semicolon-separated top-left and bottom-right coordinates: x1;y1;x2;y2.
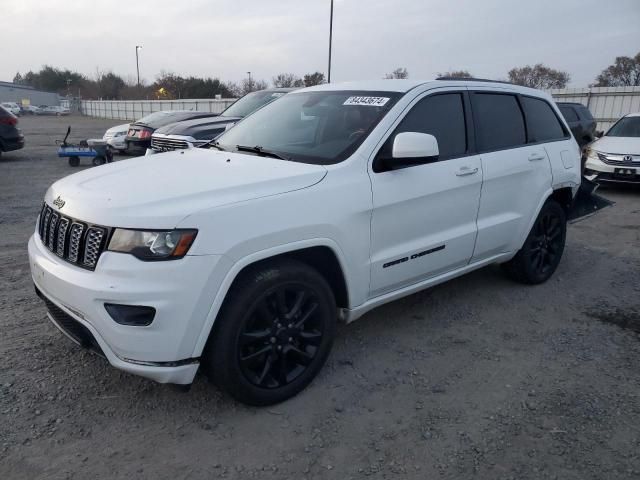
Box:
1;115;639;479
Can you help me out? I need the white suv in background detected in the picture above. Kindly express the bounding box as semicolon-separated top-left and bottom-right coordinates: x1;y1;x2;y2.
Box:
29;79;586;405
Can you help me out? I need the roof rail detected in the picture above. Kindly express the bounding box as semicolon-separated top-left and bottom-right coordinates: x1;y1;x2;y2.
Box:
435;77;516;85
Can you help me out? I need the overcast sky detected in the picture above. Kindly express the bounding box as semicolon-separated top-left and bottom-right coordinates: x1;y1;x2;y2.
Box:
2;0;639;87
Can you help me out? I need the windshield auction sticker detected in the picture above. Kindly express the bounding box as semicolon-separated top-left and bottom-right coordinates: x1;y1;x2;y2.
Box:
343;96;390;106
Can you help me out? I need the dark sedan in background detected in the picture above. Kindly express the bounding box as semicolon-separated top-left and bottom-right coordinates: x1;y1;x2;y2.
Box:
125;110;219;153
0;105;24;158
150;88;295;152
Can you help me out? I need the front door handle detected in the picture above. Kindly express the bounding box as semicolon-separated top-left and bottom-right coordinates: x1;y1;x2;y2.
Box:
455;166;479;176
529;152;546;161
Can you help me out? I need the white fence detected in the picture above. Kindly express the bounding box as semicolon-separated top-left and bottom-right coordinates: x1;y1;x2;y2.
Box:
80;98;236;121
550;86;640;132
80;87;640;130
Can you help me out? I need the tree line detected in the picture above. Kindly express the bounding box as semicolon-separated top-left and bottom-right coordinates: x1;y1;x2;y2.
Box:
389;51;640;89
12;51;640;100
11;67;328;100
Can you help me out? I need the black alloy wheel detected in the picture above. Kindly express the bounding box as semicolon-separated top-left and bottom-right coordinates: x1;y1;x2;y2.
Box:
502;200;567;284
239;283;325;389
204;259;336;406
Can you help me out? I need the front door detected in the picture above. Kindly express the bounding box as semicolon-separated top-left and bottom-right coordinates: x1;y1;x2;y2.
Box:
368;90;482;297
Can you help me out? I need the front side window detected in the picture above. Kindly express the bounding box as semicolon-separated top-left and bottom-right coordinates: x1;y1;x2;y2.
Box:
472;93;526;151
378;93;467;160
215;90;401;164
522;97;566;142
607;116;640;138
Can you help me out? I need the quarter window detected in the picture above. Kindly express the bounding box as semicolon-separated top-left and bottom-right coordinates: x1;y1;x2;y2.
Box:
382;93;467;160
521;97;567;142
472;93;526;151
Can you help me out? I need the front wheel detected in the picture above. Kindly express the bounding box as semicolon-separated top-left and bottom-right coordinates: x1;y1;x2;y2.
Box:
502;199;567;284
92;156;106;166
68;156;80;167
203;259;337;406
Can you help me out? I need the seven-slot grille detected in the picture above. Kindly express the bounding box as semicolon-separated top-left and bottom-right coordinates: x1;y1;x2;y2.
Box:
38;203;110;270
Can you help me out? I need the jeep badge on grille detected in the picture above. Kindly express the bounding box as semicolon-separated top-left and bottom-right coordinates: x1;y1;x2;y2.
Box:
52;196;66;209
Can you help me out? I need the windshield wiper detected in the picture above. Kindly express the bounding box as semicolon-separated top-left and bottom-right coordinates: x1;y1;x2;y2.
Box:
199;140;226;151
235;145;290;161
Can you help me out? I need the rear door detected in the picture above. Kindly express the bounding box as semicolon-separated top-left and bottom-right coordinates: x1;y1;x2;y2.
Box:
368;89;482;297
470;90;553;261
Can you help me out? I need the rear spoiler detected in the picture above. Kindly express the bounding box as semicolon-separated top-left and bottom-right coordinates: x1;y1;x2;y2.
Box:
568;177;613;223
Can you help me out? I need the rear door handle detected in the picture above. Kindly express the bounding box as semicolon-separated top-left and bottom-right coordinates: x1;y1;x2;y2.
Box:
455;166;479;176
529;153;546;161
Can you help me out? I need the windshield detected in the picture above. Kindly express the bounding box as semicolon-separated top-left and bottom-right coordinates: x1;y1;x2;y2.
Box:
215;90;401;164
221;90;288;118
607;116;640;138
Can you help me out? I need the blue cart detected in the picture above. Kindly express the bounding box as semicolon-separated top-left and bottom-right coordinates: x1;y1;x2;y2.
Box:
56;126;113;167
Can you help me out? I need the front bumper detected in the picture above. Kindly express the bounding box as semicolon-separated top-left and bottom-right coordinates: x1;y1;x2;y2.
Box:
28;233;228;384
584;155;640;184
103;135;127;151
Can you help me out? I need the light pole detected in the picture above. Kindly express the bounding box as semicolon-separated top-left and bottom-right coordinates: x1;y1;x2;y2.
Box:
135;45;142;87
246;71;252;91
328;0;334;83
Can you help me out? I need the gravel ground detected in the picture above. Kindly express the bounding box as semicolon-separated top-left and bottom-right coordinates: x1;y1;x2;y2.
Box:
1;115;639;479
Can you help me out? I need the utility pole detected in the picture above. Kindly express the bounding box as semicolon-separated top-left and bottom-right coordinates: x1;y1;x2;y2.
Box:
328;0;334;83
135;45;142;87
247;71;252;92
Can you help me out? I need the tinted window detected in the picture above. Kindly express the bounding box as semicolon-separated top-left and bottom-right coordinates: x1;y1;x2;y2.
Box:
559;105;579;122
522;97;566;142
607;116;640;138
385;93;467;159
472;93;526;151
577;105;594;120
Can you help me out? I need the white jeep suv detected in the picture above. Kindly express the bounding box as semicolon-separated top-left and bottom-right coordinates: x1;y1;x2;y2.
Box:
29;79;583;405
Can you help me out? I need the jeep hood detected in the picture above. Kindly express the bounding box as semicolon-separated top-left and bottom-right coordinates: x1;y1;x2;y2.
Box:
591;135;640;155
45;148;327;229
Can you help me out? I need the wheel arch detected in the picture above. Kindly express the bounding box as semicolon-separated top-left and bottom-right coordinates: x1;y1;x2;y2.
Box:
192;239;350;357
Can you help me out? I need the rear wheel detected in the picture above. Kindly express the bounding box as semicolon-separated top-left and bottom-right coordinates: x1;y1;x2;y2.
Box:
203;259;336;406
502;200;567;284
68;156;80;167
92;156;106;166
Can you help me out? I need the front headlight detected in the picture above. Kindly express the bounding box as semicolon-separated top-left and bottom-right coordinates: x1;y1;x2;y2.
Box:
107;229;197;260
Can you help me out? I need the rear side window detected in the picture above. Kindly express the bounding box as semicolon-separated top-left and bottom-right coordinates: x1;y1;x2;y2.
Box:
577;105;594;120
522;97;566;142
472;93;526;151
387;93;467;159
559;105;579;122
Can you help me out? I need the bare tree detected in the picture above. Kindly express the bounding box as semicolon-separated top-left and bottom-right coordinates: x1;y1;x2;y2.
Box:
272;73;304;88
384;67;409;79
508;64;569;89
437;70;473;79
594;52;640;87
303;72;326;87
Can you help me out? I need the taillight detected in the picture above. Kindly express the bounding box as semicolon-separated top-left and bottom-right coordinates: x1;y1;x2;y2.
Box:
138;129;152;140
0;116;17;126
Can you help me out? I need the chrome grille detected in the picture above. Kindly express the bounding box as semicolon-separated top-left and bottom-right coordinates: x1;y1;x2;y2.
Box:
68;223;85;263
56;218;70;256
597;152;640;167
37;203;110;271
151;136;190;151
82;228;105;267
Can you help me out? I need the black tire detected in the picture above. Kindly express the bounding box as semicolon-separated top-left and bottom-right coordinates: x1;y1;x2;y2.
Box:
502;200;567;284
203;259;337;406
92;156;106;166
68;156;80;167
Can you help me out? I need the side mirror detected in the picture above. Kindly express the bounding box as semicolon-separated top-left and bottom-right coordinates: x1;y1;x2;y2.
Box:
392;132;439;159
595;130;604;138
375;132;439;171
